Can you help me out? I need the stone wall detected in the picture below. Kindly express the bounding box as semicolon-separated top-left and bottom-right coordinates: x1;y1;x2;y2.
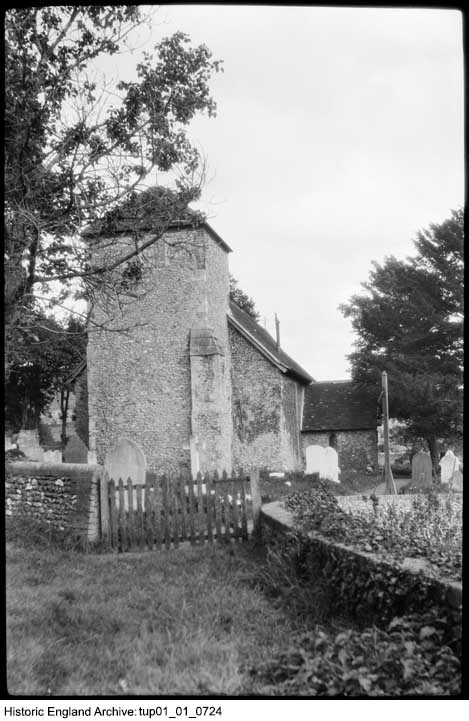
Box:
260;501;462;619
229;325;303;472
301;429;378;473
87;227;231;474
5;462;100;542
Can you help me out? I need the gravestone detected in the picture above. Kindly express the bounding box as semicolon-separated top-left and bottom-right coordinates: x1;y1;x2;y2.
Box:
306;444;325;475
5;435;17;452
105;438;147;513
104;437;146;485
411;450;433;488
439;450;460;486
451;468;463;492
44;449;62;464
17;429;44;462
63;434;88;464
323;446;340;483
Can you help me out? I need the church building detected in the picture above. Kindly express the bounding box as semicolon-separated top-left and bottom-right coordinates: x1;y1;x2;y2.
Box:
75;196;378;477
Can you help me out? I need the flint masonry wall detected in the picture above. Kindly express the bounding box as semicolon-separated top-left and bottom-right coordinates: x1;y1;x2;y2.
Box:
87;227;231;475
5;462;100;542
229;326;303;471
301;429;378;473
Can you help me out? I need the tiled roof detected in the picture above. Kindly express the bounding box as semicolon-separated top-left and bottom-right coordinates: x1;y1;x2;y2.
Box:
228;301;313;384
302;380;379;431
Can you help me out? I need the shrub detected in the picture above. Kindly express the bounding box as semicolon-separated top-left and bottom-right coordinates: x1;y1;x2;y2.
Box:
391;463;412;478
5;516;92;553
5;448;26;461
258;471;319;503
284;481;462;581
249;607;461;696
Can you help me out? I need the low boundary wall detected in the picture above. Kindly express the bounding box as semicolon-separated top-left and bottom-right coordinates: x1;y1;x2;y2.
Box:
5;462;101;542
260;501;461;624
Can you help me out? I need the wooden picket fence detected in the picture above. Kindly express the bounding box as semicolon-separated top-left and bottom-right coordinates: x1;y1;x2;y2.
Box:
99;470;261;552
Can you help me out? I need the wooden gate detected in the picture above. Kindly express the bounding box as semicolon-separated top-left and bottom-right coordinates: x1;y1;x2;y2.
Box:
100;470;260;551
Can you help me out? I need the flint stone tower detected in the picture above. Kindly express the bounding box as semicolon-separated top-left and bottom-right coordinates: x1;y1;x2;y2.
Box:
87;219;232;477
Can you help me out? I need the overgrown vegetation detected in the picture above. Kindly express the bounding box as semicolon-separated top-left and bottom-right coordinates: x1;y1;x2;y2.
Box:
251;484;462;696
6;516;92;553
249;608;461;696
285;480;462;582
229;276;260;320
258;470;381;505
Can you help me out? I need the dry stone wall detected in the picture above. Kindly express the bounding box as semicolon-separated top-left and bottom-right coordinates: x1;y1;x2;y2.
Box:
5;462;100;541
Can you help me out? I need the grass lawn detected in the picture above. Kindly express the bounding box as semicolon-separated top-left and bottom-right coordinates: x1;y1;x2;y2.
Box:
6;538;344;697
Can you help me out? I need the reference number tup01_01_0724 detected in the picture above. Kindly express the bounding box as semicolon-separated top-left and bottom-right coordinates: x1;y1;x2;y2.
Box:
3;708;224;719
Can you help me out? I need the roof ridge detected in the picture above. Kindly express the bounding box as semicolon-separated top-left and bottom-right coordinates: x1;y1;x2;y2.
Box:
313;379;353;384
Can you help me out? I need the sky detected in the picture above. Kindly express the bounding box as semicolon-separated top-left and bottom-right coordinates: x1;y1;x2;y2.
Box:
105;5;464;380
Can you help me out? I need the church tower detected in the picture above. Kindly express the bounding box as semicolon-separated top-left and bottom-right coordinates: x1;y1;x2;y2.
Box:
86;216;233;477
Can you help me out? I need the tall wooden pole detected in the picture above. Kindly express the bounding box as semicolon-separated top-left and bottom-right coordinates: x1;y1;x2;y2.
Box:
382;371;397;494
275;313;280;350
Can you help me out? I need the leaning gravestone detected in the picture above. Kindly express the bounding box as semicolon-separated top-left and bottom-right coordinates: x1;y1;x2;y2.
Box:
323;446;340;483
305;444;325;475
63;434;88;463
104;437;146;485
411;450;433;488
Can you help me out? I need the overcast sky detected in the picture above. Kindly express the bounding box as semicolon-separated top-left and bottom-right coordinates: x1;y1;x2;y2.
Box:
112;5;464;380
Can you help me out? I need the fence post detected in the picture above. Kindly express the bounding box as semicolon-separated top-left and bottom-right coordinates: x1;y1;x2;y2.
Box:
250;468;262;536
100;471;110;541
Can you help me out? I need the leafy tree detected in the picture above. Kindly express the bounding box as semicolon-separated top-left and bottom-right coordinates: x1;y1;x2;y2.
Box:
5;7;222;377
229;275;260;320
340;209;463;472
5;315;86;442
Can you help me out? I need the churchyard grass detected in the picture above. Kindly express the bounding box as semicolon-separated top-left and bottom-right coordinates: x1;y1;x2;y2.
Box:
6;504;461;697
7;535;342;697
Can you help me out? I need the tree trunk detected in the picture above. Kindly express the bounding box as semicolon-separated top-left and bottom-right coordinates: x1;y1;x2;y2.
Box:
427;436;440;483
60;387;70;451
